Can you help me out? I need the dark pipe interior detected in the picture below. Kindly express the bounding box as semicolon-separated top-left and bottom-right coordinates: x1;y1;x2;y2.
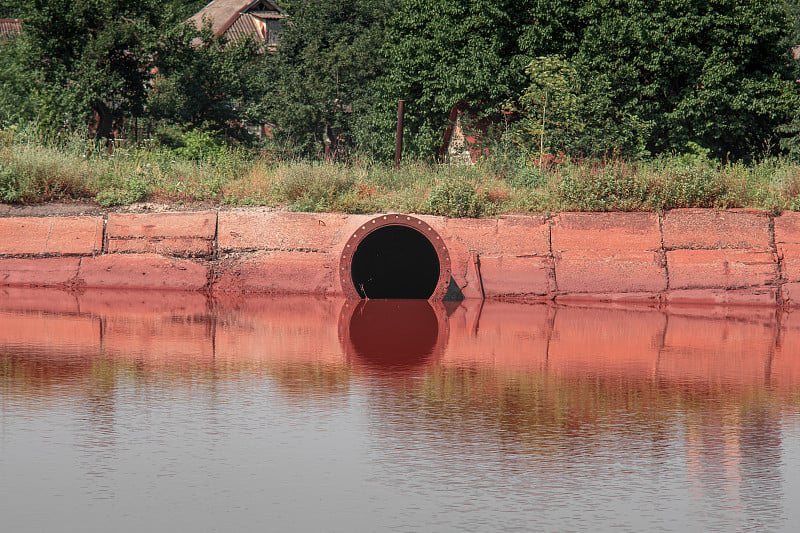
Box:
351;225;440;299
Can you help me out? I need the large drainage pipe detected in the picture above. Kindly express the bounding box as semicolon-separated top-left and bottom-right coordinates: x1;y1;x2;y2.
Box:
339;214;452;300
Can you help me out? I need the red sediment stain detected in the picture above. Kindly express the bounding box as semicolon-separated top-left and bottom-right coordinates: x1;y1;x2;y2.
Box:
0;208;796;304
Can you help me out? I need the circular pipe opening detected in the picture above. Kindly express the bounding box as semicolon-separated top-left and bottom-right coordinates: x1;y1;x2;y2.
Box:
339;215;451;300
352;225;438;299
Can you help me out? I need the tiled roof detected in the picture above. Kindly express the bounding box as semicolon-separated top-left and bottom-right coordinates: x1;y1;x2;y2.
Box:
189;0;284;41
0;19;22;40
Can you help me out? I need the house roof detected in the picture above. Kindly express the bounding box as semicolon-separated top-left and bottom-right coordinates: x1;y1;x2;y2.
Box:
0;19;22;41
189;0;284;40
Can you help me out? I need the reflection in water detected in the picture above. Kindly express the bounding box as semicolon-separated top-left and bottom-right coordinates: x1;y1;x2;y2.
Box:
345;299;441;370
1;290;799;531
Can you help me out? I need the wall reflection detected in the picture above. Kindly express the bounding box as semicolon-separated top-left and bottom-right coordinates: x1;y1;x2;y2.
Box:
1;288;798;528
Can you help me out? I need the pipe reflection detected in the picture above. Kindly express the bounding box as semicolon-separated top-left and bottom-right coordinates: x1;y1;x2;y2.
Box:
339;299;447;371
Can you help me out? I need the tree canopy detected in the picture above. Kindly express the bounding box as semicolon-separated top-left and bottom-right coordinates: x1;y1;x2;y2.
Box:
0;0;797;162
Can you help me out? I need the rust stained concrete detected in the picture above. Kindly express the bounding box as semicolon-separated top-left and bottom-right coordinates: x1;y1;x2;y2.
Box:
1;207;800;306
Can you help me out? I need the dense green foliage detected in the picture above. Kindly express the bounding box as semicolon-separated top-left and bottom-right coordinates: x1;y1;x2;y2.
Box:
0;0;799;177
260;0;394;158
148;22;263;139
374;0;531;158
573;0;796;160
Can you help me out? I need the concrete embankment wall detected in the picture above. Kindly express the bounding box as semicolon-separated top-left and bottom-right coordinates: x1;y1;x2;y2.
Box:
1;208;800;306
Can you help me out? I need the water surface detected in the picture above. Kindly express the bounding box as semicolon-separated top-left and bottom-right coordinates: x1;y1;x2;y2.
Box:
1;289;800;531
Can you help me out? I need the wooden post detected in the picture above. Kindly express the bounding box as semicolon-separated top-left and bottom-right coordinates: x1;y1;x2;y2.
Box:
395;100;405;169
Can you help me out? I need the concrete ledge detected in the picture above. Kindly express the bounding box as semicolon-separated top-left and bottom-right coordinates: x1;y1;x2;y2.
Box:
663;209;771;250
0;216;103;255
555;250;667;293
78;253;209;290
2;207;800;306
214;251;338;295
107;211;216;257
0;257;80;286
552;212;660;251
218;211;348;252
665;288;778;306
667;249;778;289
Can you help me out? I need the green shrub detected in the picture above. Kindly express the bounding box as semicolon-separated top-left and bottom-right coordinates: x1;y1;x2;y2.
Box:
557;164;648;211
425;178;490;218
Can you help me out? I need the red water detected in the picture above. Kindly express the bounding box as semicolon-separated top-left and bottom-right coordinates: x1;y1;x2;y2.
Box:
1;288;800;531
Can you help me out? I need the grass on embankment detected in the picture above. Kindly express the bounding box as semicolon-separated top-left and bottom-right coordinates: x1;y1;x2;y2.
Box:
3;127;800;217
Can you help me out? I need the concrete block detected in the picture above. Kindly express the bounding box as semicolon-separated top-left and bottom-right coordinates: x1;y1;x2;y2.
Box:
497;216;550;255
662;209;770;250
107;211;216;257
445;216;549;256
218;211;348;252
555;250;667;293
0;257;80;286
213;250;338;295
0;216;103;255
107;211;216;239
667;249;778;289
477;254;554;297
78;253;209;290
774;211;800;244
778;243;800;282
781;282;800;307
552;212;660;251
